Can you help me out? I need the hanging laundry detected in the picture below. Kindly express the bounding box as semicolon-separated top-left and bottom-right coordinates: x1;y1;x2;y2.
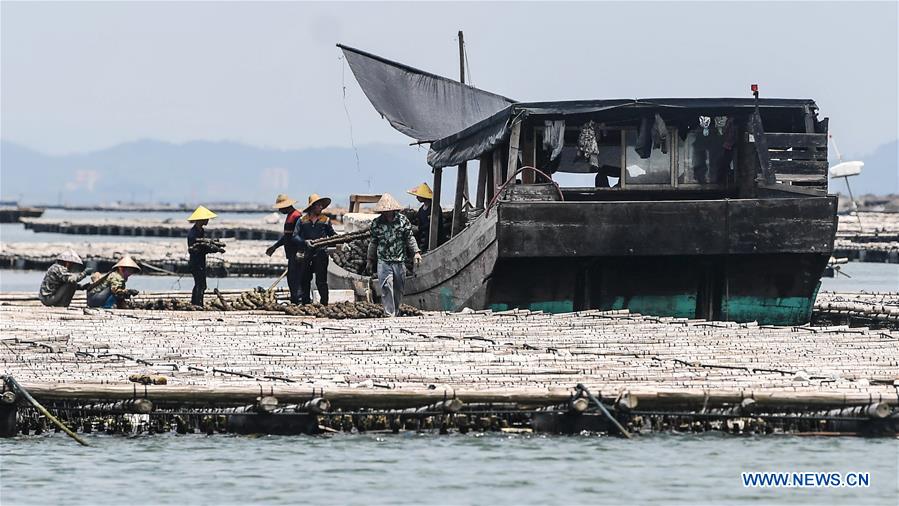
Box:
634;116;652;159
576;120;600;167
542;120;566;162
714;116;737;175
652;113;668;154
699;116;712;137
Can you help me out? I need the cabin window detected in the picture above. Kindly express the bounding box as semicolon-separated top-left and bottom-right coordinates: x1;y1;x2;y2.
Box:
623;130;672;185
535;127;623;187
677;118;735;185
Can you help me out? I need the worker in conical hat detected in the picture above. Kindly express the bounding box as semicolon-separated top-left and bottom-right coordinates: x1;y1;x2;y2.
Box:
266;193;303;304
406;182;443;252
292;194;337;304
366;193;421;317
187;206;219;306
39;249;91;307
87;255;141;308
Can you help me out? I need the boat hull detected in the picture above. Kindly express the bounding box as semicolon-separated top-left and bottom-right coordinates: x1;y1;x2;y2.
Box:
364;195;837;325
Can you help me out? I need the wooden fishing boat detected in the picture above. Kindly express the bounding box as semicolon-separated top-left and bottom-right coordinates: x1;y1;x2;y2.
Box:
332;45;837;325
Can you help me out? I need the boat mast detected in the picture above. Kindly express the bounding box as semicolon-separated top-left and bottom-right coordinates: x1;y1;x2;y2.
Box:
451;30;468;238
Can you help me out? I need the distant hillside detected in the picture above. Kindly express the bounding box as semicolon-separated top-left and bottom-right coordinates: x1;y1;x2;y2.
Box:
831;139;898;195
0;140;435;207
2;137;896;206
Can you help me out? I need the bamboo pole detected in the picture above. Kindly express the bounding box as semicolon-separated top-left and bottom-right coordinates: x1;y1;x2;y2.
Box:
3;375;89;446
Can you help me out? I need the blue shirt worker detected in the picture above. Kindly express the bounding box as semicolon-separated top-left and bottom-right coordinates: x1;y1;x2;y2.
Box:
187;205;218;306
87;256;141;308
292;194;337;304
366;193;422;317
265;194;303;304
406;182;443;252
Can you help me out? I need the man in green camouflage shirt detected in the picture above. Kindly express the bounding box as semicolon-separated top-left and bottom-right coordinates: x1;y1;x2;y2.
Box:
39;250;89;307
366;194;421;316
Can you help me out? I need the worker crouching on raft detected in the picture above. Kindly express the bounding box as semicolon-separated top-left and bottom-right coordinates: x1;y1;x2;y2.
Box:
407;182;442;252
39;249;91;307
366;193;421;316
266;194;303;304
187;205;219;307
87;256;141;308
293;194;337;305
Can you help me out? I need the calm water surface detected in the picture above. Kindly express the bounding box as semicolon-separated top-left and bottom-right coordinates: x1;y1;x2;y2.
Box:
1;432;896;505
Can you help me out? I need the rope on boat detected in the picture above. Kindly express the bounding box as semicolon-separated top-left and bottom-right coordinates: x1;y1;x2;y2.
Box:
485;165;564;217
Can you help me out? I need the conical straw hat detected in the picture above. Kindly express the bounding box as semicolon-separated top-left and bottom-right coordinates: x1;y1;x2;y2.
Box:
272;194;297;209
406;183;433;200
113;255;142;272
187;205;218;222
56;249;83;265
302;194;332;213
372;193;404;213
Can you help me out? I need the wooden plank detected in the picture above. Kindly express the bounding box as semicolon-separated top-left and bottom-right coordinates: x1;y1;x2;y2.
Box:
521;126;535;184
476;155;490;209
770;159;829;174
726;197;837;254
496;201;728;257
429;167;443;251
768;148;827;161
765;133;827;148
451;162;467;237
507;121;522;184
776;174;827;184
492;149;503;200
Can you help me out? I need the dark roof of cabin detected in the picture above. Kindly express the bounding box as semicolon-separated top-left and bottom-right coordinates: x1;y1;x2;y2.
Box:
427;98;819;168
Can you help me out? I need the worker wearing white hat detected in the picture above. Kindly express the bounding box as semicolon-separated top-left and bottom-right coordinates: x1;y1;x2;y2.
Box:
39;249;91;307
87;255;142;308
366;193;422;316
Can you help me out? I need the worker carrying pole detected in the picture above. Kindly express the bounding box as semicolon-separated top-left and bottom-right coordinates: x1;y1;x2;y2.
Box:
265;194;302;304
186;205;223;307
292;194;337;305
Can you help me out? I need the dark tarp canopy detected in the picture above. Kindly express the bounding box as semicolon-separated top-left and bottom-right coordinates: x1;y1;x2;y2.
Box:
427;98;818;168
338;44;516;143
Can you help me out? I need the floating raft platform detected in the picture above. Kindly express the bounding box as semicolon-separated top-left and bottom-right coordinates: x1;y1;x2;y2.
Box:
1;305;896;437
813;291;899;329
20;217;285;240
0;207;44;223
0;240;287;277
833;212;899;264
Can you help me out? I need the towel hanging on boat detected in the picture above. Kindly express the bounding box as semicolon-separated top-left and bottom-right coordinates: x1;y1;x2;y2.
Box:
576;120;600;167
635;114;668;158
542;120;566;162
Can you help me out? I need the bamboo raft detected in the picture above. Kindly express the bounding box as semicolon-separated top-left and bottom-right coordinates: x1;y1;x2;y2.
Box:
0;240;287;277
19;217;285;240
813;291;899;328
833;212;899;263
0;206;44;223
1;304;896;437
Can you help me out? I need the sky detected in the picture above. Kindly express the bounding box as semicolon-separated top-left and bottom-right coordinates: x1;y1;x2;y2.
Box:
1;1;897;159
